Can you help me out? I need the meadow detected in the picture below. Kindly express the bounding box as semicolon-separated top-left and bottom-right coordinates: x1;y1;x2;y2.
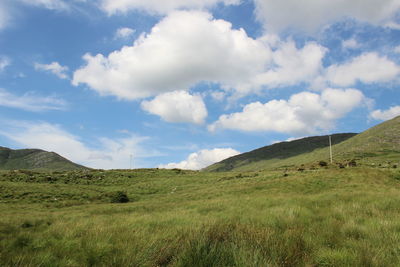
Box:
1;166;400;266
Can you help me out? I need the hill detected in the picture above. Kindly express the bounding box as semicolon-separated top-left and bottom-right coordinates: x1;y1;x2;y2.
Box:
205;116;400;172
0;146;87;171
204;133;356;172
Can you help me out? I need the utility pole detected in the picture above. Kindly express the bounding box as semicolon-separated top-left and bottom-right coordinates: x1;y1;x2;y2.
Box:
329;135;333;164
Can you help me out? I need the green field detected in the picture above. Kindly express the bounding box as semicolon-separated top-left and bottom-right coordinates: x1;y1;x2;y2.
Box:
1;165;400;266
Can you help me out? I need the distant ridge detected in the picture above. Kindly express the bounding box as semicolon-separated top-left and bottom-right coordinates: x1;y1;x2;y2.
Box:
0;147;87;171
204;133;356;172
204;115;400;172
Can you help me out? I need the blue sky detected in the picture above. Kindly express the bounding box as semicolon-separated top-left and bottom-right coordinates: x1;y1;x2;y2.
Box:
0;0;399;169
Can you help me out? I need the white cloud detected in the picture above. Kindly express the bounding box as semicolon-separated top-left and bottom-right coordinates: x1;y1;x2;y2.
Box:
0;88;67;111
384;21;400;30
325;53;400;87
370;106;400;121
19;0;69;10
73;11;272;100
159;148;240;170
394;46;400;54
73;11;329;100
141;90;208;124
0;56;10;71
100;0;240;15
210;91;226;101
254;0;400;33
115;27;135;39
342;38;359;49
208;88;366;135
35;62;69;79
0;2;10;30
0;0;73;31
0;121;158;169
251;41;326;90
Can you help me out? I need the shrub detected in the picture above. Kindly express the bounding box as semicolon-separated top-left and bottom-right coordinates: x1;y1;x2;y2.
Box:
110;191;129;203
21;221;34;228
319;161;328;167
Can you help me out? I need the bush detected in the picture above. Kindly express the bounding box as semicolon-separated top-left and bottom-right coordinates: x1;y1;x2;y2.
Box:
319;161;328;167
110;191;129;203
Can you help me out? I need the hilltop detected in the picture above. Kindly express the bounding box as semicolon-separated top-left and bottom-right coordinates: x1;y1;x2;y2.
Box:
0;146;87;171
205;116;400;172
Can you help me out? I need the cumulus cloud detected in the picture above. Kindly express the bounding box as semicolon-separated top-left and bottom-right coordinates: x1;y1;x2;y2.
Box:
35;62;69;79
115;27;135;39
251;41;326;90
0;88;67;111
159;148;240;170
73;11;272;99
0;121;159;169
208;88;366;135
394;46;400;54
370;106;400;121
73;11;330;100
141;91;208;124
325;53;400;87
100;0;240;15
253;0;400;33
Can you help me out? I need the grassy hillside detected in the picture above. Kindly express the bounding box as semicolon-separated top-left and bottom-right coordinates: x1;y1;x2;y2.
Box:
204;133;356;172
206;116;400;172
1;167;400;266
274;115;400;170
0;147;87;171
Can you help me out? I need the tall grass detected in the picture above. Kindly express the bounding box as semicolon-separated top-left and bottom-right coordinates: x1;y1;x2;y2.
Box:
1;167;400;266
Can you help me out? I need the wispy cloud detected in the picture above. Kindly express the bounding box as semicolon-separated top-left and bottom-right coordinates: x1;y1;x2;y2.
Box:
19;0;69;11
0;121;161;169
34;61;69;79
114;27;135;39
0;2;11;31
0;88;67;112
0;56;10;72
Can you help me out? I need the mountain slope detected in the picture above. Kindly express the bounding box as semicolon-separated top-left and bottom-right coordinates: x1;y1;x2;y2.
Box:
311;115;400;164
204;133;357;172
0;146;87;171
205;116;400;172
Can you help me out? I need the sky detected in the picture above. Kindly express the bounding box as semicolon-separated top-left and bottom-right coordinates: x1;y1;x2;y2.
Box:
0;0;399;170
